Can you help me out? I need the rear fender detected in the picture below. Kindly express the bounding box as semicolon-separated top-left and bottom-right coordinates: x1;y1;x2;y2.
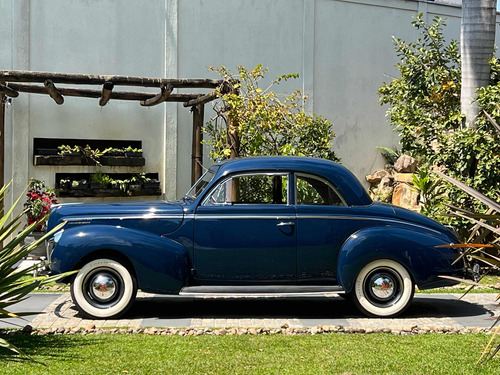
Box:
337;226;461;293
50;225;189;293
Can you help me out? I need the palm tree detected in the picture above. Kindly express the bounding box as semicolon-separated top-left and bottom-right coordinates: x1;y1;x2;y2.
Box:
461;0;497;128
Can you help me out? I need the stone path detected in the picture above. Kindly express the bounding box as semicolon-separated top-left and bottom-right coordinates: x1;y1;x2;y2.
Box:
26;293;499;331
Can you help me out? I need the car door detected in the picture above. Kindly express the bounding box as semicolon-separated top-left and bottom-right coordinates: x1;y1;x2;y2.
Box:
294;173;351;284
193;172;296;284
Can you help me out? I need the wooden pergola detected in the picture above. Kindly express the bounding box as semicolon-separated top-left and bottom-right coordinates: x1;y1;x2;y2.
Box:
0;70;230;189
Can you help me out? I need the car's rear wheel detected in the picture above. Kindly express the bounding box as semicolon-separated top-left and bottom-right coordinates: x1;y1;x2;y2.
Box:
71;258;137;319
351;259;414;317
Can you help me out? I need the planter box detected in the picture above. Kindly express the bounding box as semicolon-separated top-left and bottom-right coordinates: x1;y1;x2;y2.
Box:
143;181;160;189
125;151;143;158
34;154;145;166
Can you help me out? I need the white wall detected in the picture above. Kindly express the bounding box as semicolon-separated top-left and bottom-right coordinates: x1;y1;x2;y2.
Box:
2;0;498;204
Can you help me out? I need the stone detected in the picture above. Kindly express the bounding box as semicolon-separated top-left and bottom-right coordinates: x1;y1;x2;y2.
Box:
392;183;420;211
366;170;391;184
86;323;96;330
371;175;395;202
22;325;33;334
394;155;417;173
394;173;414;184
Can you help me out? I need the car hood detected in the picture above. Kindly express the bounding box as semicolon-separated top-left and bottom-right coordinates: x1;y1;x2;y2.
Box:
47;200;185;235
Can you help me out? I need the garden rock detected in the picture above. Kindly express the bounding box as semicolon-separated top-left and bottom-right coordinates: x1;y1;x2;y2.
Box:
394;155;417;173
365;170;391;184
392;183;420;211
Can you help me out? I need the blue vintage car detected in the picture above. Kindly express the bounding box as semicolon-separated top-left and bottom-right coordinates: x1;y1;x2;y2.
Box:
46;157;462;319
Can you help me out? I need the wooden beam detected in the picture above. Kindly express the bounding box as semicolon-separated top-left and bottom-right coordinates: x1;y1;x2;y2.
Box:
6;83;201;103
183;91;217;107
140;83;173;107
191;104;204;185
44;80;64;104
0;70;223;89
99;81;114;106
0;84;19;98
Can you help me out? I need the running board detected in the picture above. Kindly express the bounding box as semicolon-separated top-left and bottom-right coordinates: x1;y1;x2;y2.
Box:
179;285;345;297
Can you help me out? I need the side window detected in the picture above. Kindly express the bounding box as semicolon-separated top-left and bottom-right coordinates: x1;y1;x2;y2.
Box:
296;174;344;206
205;174;288;205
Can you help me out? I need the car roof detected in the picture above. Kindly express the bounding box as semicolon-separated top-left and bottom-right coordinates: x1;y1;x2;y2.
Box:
212;156;372;206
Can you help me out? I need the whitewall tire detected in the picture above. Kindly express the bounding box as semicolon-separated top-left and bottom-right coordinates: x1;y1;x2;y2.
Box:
71;258;137;319
351;259;414;317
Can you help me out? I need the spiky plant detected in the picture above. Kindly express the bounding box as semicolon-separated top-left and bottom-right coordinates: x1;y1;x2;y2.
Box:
0;183;67;356
436;171;500;363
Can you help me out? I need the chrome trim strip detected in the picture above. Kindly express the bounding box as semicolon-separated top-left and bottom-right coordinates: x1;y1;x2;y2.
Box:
179;291;345;297
193;213;441;235
195;215;296;220
65;215;183;222
296;215;442;235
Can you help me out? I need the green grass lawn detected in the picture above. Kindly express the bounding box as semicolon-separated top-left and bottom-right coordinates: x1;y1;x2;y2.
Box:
0;333;499;374
417;275;500;294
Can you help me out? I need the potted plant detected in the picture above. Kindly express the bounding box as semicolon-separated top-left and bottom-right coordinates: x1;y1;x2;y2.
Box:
105;147;125;157
58;144;81;156
23;179;58;257
71;179;88;190
59;178;71;189
124;146;143;157
143;177;160;190
90;171;112;189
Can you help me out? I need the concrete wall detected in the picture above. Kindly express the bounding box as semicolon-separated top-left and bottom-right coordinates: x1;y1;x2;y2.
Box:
1;0;498;206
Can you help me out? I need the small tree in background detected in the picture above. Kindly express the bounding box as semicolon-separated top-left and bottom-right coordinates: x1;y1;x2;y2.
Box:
205;65;339;162
379;14;500;237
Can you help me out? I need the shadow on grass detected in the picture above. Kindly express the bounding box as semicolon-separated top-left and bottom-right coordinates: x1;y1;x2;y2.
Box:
0;334;102;362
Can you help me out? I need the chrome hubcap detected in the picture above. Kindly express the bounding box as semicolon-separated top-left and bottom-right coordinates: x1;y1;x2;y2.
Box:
90;273;117;301
370;276;395;299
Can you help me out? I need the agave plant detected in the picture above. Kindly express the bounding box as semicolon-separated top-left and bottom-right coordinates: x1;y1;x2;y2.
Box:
0;183;68;356
436;171;500;363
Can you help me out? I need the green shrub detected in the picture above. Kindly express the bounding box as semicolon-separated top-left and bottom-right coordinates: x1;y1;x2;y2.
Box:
379;14;500;237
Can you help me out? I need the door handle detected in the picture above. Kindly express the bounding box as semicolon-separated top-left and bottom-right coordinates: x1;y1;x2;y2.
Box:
277;222;295;227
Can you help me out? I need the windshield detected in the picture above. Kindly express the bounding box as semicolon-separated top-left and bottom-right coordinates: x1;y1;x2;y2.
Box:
185;170;216;199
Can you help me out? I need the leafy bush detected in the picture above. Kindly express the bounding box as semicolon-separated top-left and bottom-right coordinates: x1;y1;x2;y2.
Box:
379;14;500;237
205;65;339;162
0;183;67;355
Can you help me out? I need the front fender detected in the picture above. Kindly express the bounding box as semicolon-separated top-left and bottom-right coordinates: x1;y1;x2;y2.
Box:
337;226;462;293
51;225;190;293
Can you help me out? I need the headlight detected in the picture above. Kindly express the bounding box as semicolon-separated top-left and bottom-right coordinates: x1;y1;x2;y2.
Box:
45;229;64;266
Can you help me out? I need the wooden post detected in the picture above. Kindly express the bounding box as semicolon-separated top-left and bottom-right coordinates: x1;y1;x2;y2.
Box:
191;104;204;185
227;115;240;202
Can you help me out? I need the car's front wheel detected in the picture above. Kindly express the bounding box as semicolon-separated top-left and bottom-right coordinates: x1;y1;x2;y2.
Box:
351;259;414;317
71;258;137;319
